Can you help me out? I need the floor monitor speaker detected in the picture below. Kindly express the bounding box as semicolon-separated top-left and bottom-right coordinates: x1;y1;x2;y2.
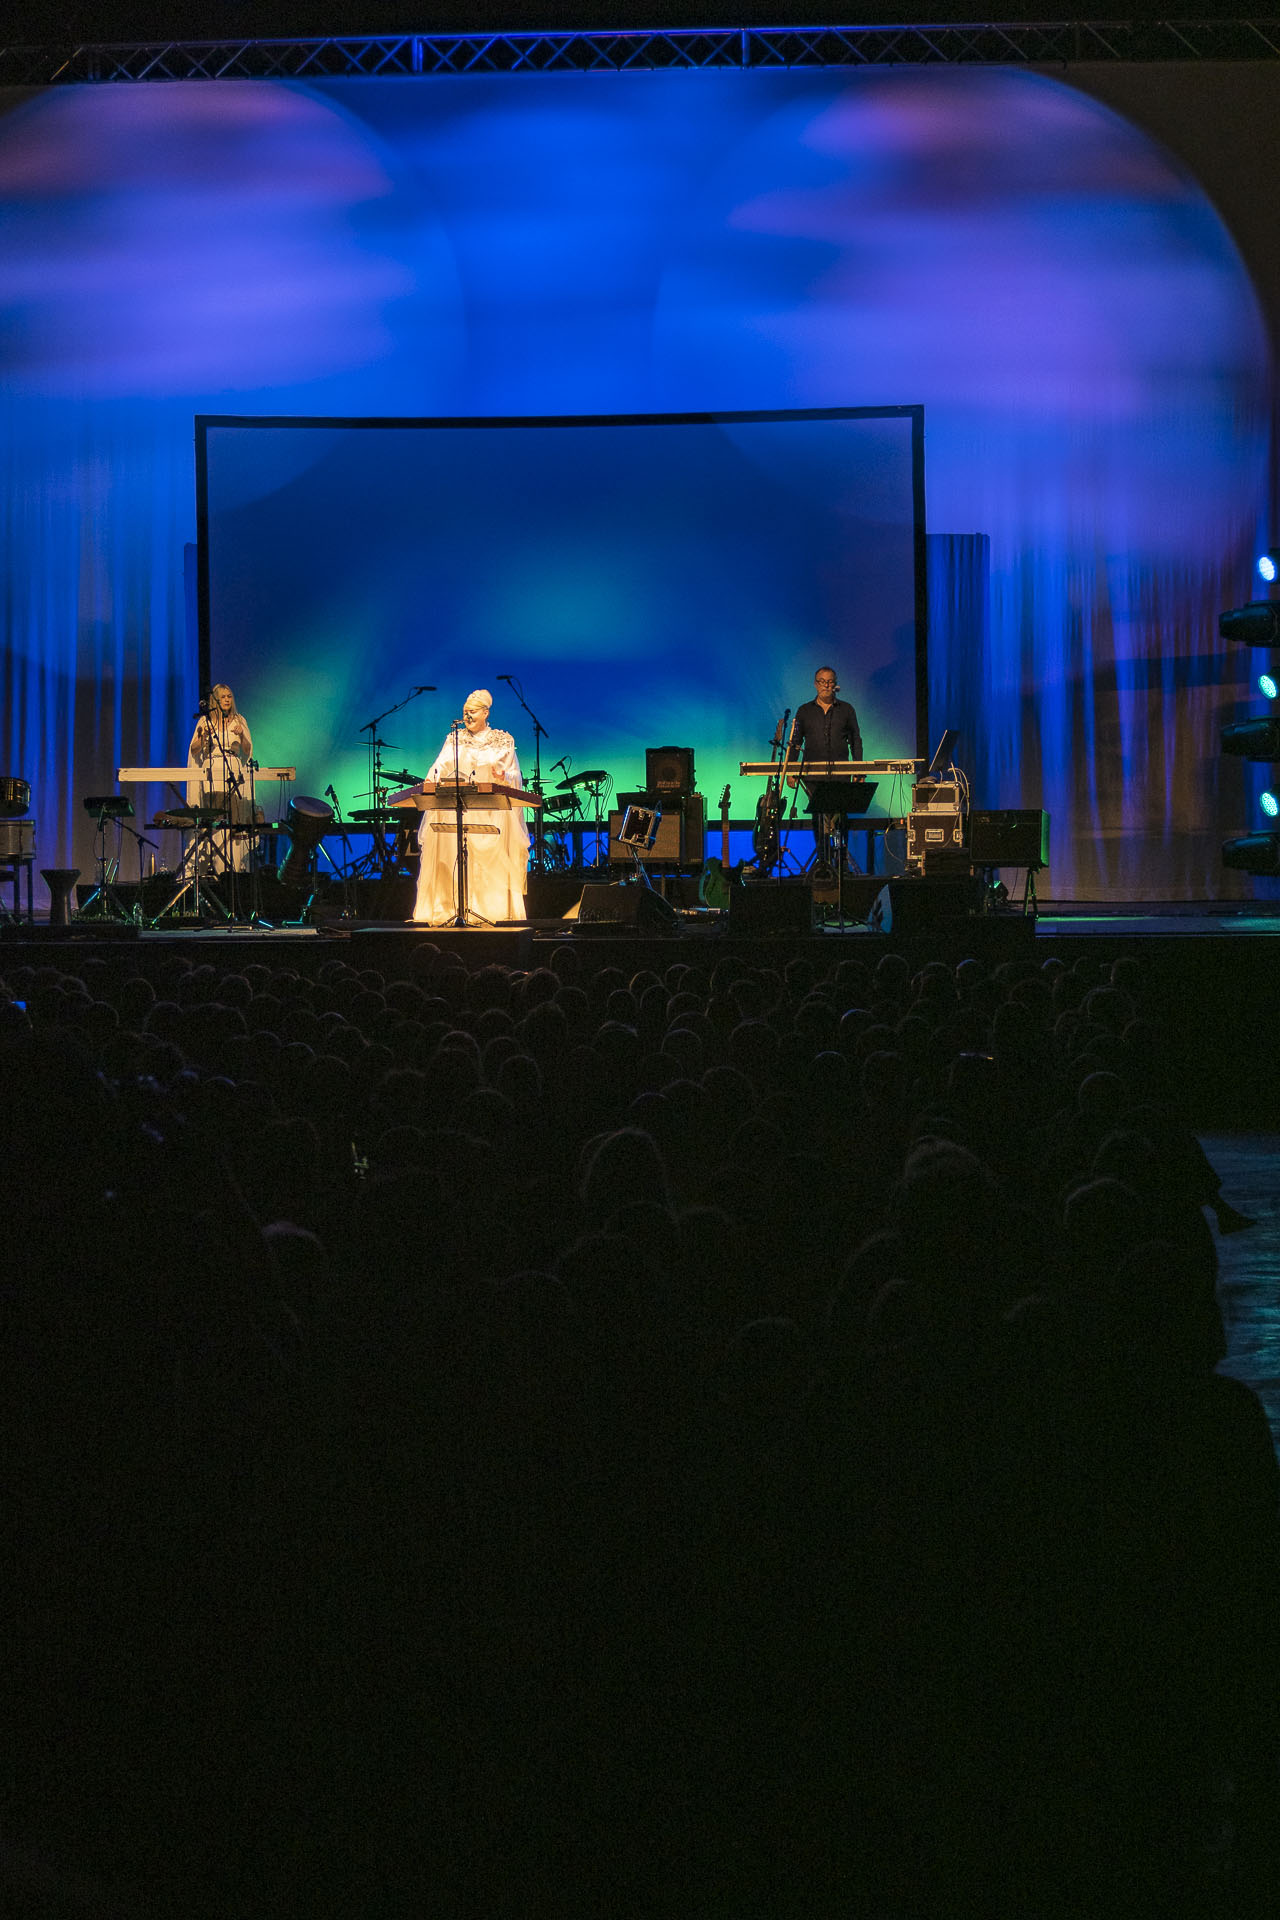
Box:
573;881;680;935
870;874;981;932
728;879;814;935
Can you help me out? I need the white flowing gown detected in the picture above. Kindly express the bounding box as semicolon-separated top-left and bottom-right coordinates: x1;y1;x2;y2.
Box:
412;725;530;925
186;710;254;873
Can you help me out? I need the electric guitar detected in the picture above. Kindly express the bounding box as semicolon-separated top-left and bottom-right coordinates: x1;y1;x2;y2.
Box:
699;784;733;909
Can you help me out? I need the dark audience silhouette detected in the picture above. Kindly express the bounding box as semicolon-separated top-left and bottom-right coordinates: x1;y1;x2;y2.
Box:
1;939;1275;1917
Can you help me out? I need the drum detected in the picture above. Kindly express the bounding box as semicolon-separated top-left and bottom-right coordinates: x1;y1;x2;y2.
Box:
278;794;333;888
0;819;34;859
0;776;31;819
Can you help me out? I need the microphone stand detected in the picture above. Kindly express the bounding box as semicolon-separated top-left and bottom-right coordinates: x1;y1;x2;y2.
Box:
245;758;265;926
498;675;547;876
450;722;470;928
215;715;250;926
114;818;155;923
359;686;436;886
201;707;236;924
360;685;436;814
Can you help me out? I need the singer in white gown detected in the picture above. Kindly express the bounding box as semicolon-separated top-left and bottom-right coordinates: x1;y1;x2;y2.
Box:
186;682;254;873
412;689;530;925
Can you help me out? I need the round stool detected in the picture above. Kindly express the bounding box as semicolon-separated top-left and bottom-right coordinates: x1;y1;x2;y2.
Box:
42;867;80;927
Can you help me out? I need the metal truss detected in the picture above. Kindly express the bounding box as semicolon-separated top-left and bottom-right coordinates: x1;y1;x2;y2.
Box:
2;20;1279;87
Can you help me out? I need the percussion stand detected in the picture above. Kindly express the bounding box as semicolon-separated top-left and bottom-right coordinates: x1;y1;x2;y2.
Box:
149;810;232;926
587;777;609;869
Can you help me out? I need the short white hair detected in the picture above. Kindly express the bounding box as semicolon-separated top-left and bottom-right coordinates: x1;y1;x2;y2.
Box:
464;688;493;713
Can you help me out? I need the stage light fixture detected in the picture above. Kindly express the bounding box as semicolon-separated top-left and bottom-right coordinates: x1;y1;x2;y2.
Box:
1220;601;1280;646
1259;674;1278;700
1222;831;1280;875
1262;792;1279;819
1259;551;1278;584
1221;718;1280;760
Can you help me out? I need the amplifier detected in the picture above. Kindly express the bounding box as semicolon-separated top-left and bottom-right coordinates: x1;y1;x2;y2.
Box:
0;819;35;859
645;745;695;794
609;794;705;867
968;808;1049;869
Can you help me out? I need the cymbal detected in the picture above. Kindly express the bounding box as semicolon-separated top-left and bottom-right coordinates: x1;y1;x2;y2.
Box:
556;769;608;791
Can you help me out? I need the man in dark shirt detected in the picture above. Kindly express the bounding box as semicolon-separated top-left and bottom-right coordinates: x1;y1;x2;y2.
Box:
783;666;864;882
789;666;862;764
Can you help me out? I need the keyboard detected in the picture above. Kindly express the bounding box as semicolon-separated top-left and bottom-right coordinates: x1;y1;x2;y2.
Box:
738;759;921;777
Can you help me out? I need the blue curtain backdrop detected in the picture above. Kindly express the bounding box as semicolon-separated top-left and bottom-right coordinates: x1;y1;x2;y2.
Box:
0;65;1272;901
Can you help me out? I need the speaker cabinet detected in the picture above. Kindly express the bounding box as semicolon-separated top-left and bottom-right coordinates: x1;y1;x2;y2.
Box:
968;808;1050;869
573;881;680;935
609;795;705;867
645;745;696;795
870;874;981;931
728;879;814;934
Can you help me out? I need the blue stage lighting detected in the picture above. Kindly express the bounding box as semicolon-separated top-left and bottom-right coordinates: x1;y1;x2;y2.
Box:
1259;552;1278;584
1261;791;1279;818
1259;674;1278;700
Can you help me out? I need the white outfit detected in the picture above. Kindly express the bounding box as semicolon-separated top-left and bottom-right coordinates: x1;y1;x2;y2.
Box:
412;724;529;925
186;709;254;873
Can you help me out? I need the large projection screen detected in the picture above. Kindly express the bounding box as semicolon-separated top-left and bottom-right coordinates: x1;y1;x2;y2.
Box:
197;408;927;823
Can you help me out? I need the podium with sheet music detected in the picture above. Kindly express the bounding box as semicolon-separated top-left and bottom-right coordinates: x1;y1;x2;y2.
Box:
388;779;542;925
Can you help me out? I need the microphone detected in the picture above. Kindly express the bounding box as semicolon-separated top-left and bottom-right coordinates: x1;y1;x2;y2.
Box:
325;784;339;807
496;674;514;683
550;756;568;774
449;719;464;731
412;685;436;694
193;703;208;720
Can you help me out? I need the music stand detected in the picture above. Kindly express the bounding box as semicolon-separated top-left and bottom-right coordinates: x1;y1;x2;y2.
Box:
803;777;878;928
79;795;139;923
